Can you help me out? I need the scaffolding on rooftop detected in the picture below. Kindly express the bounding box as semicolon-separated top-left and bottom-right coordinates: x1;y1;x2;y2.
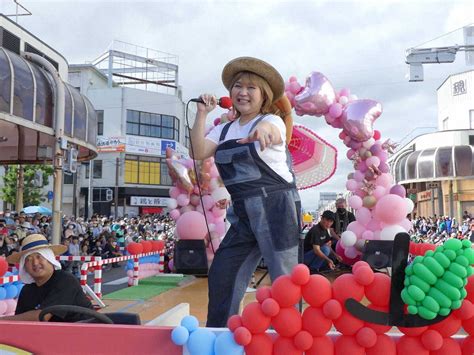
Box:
90;40;180;95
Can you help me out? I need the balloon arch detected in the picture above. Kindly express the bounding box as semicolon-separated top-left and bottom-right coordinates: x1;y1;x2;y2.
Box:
164;71;474;354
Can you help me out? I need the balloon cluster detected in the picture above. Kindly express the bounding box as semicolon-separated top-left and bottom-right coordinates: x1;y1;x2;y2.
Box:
171;315;244;355
213;108;237;127
0;261;23;317
166;148;230;263
285;72;413;262
402;239;474;320
125;241;164;285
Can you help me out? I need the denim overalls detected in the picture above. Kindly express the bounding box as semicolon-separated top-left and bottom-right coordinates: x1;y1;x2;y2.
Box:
206;115;301;327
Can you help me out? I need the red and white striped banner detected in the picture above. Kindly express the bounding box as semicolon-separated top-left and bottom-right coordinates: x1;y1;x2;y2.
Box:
56;255;102;262
0;275;19;285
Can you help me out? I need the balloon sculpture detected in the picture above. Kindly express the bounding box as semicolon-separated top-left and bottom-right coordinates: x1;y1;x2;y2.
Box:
166;148;230;264
285;72;411;263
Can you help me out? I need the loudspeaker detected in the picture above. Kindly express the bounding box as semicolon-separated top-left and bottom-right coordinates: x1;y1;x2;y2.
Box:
174;240;208;275
362;240;394;269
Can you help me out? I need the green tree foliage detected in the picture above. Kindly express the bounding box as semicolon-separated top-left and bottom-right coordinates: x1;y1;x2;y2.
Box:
1;165;54;208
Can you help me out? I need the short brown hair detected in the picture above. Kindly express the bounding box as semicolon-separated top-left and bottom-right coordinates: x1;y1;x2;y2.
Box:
229;71;281;119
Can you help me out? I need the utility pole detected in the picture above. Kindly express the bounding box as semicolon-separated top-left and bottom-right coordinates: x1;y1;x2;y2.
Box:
88;161;93;219
72;170;77;217
114;157;119;218
15;165;24;211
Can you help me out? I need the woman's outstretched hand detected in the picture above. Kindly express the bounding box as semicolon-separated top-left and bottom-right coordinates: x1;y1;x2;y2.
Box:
237;121;281;151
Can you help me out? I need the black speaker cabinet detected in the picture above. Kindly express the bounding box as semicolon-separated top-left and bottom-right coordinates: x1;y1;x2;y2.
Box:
362;240;394;269
174;240;208;275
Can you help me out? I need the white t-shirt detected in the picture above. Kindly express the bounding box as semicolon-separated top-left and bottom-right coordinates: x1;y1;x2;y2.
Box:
205;114;294;183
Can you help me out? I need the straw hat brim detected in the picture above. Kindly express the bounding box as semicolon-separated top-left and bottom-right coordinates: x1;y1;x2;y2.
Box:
7;244;67;264
222;57;285;102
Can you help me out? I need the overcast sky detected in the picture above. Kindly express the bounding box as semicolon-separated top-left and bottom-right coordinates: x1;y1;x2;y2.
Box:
3;0;473;211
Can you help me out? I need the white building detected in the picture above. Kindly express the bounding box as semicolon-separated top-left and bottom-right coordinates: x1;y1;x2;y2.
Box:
64;41;193;218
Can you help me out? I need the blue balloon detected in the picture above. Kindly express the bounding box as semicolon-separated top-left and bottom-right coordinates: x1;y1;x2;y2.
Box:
0;287;6;300
171;325;189;346
214;331;244;355
16;283;24;295
187;328;216;355
5;284;17;299
181;315;199;332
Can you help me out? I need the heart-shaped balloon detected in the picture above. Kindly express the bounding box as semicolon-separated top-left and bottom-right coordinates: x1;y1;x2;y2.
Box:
341;99;382;142
294;72;336;116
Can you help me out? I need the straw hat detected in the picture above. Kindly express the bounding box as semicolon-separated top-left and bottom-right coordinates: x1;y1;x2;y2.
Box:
7;234;67;264
221;57;285;101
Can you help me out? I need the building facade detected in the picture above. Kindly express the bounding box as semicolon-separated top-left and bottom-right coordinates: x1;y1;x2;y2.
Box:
389;70;474;220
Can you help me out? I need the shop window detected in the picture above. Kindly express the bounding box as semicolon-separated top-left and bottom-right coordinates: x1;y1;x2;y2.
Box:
96;110;104;136
406;151;421;180
435;147;453;177
417;149;436;179
454;146;473;176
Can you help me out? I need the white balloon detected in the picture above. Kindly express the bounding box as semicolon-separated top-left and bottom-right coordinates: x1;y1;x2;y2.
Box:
341;230;357;247
354;239;366;252
380;225;406;241
362;138;375;149
211;187;230;202
167;198;178;210
405;198;415;214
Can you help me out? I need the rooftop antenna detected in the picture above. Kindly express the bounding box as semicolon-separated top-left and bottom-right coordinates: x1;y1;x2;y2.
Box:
4;0;32;23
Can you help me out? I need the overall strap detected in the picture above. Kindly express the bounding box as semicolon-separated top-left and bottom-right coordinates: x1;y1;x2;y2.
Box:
249;114;269;132
218;122;233;143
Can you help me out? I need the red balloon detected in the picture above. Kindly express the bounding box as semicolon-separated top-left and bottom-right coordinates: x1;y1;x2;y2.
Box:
126;242;143;255
0;257;8;277
306;336;334;355
353;266;374;286
365;273;391;307
333;309;364;335
421;329;443;351
373;130;381;140
396;335;429;355
271;275;301;308
322;299;342;320
234;326;252;346
335;335;364;355
244;333;273;355
355;327;377;348
332;274;364;303
431;337;461;355
271;307;302;338
151;240;165;251
293;330;313;351
227;314;242;332
241;302;271;334
302;275;332;307
261;298;280;317
465;276;474;303
462;317;474;335
273;336;301;355
141;240;152;253
256;286;272;303
366;334;396;355
352;260;370;273
461;336;474;355
454;299;474;320
291;264;310;285
429;315;462;337
398;325;428;337
302;306;332;337
364;304;391;334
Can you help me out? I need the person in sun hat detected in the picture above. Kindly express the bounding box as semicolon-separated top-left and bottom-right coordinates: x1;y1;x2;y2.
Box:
190;56;302;327
2;234;92;322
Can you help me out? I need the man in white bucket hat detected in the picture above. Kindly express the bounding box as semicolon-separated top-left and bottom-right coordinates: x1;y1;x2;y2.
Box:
2;234;92;322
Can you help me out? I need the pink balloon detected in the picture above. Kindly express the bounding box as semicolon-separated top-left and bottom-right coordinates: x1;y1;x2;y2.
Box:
372;186;386;199
176;211;208;240
212;206;226;218
289;81;302;95
353;170;365;182
355;207;372;226
357;161;368;173
365;156;380;168
169;209;181;221
325;114;335;124
5;299;16;314
169;186;181;199
329;103;343;118
336;241;360;265
348;195;363;210
389;185;406;198
344;246;359;259
376;173;393;189
370;143;383;155
190;194;200;206
377;150;388;162
341;99;382;142
400;218;413;232
362;230;374;240
379;162;390;173
180;205;195;214
176;194;190;207
347;149;355;159
214;221;226;236
0;300;7;315
202;195;215;210
347;221;365;238
375;194;407;225
294;72;336;116
346;179;358;191
339;88;351;98
209;165;220;178
366;218;381;232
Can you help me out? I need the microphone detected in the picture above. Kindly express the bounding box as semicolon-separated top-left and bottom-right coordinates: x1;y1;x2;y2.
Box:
190;96;233;109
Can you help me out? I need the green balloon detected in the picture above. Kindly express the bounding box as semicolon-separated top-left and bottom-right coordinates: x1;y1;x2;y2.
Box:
422;295;440;313
467;266;473;277
407;305;418;315
418;306;437;320
456;255;469;267
445;249;457;261
405;264;414;276
410;275;430;293
413;256;424;264
413;263;437;285
423;256;444;277
404;278;411;287
444;238;463;251
442;270;464;289
428;287;452;308
449;262;467;278
433;252;451;269
408;284;426;302
462;239;472;249
461;288;467;299
463;248;474;265
425;250;435;257
436;246;445;253
439;307;451;316
402;289;417;306
435;279;461;301
451;299;462;310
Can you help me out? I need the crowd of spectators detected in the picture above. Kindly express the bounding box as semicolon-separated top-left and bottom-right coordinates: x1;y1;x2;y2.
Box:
0;210;177;275
410;210;474;244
